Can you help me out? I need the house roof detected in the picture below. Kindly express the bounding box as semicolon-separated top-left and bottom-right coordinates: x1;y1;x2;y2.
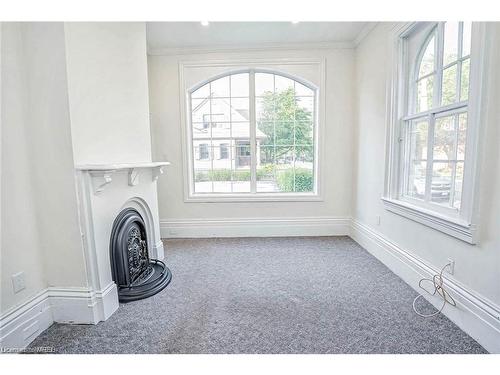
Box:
192;96;266;139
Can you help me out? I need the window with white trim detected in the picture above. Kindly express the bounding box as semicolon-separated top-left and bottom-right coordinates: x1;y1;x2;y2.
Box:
384;22;485;243
188;70;317;197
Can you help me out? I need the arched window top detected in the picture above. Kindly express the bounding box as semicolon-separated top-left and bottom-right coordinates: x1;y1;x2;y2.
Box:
415;29;436;80
190;70;316;99
411;22;472;114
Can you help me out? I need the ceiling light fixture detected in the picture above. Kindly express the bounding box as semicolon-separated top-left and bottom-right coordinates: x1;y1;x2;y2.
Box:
201;21;209;26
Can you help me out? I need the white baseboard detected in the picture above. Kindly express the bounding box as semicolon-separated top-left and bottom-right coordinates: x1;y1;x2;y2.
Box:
0;283;118;350
0;290;52;350
49;283;118;324
161;216;351;238
350;219;500;354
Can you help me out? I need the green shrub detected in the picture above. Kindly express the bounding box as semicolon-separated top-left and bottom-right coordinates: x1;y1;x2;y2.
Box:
276;168;313;192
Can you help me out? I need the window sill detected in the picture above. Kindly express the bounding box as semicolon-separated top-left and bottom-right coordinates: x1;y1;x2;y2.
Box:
381;197;477;244
185;193;323;203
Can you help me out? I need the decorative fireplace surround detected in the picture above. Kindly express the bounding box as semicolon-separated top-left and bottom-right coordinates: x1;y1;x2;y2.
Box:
74;162;169;323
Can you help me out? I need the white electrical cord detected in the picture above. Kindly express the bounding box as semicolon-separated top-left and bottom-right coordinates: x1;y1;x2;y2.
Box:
412;263;456;318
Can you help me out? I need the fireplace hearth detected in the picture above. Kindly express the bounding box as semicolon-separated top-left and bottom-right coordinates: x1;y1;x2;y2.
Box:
110;208;172;302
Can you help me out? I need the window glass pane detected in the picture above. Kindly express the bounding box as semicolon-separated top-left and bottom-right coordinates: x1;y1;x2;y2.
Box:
407;162;427;199
257;121;274;144
230;73;249;97
230;97;249;122
457;113;467;161
295;82;314;97
441;64;458;105
257;146;277;192
191;83;210;99
462;22;472;57
210;98;231;122
274;147;295;193
443;22;459;66
191;98;211;123
296;97;314;120
210;121;231;139
191;72;315;195
231;144;251;193
430;162;453;206
453;162;465;209
294;146;314;193
219;144;229;159
211;145;233;193
295;122;314;146
416;75;434;112
255;73;274;96
231;122;250;140
405;119;428;199
256;96;275;122
418;36;435;78
194;169;211;193
210;76;230;97
275;75;294;94
460;58;470;101
433;115;456;161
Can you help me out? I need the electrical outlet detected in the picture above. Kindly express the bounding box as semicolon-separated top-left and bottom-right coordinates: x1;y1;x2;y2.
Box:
12;271;26;293
446;259;455;275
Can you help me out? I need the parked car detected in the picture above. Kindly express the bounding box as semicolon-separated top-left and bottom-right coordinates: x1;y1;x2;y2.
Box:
413;176;451;201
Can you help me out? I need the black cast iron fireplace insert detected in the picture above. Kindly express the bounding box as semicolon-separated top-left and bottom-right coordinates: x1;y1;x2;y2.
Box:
110;208;172;302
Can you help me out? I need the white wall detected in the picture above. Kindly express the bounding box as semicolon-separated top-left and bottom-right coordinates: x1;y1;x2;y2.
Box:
64;22;152;165
148;48;355;224
1;23;90;314
1;23;47;313
21;23;88;290
353;22;500;339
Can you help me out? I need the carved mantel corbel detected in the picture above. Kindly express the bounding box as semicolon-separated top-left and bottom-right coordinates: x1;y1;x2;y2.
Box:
89;171;114;195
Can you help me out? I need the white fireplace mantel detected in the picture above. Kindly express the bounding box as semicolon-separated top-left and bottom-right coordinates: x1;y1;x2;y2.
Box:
76;162;170;195
73;161;169;324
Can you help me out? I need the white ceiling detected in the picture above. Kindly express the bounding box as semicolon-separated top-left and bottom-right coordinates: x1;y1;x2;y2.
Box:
146;22;372;52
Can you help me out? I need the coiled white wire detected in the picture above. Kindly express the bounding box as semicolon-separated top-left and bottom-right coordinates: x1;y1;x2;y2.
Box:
412;263;456;318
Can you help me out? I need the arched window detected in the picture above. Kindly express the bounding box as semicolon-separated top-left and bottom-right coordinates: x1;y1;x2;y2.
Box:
189;71;317;196
402;22;472;213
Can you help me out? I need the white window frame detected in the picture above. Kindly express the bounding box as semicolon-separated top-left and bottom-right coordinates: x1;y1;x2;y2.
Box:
179;58;325;203
383;22;490;244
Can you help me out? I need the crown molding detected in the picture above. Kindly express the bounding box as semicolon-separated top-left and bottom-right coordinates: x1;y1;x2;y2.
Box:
148;40;356;56
353;22;379;46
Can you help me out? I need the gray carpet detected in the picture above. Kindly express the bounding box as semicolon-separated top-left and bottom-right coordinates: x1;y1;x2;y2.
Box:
28;237;486;354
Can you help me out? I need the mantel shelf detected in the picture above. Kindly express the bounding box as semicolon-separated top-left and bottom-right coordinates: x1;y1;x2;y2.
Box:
75;162;170;171
76;162;170;195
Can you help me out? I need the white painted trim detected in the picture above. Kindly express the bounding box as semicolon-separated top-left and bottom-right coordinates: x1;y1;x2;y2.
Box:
161;217;351;239
0;283;118;350
179;58;326;203
49;283;118;324
148;41;355;56
350;219;500;354
185;193;323;203
0;290;52;350
381;197;476;244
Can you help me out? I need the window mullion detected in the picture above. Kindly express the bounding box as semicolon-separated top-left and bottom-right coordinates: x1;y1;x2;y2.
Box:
456;22;464;103
435;23;445;107
249;70;257;193
424;113;435;202
449;114;460;207
209;84;214;193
